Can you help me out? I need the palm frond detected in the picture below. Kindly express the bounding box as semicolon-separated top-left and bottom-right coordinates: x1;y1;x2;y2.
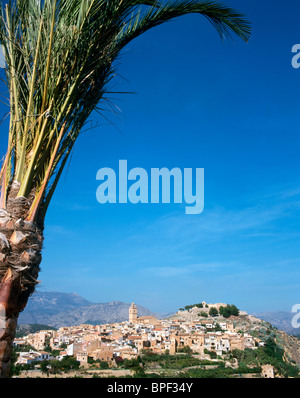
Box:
0;0;251;221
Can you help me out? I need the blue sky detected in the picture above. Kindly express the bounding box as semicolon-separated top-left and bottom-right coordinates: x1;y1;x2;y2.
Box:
0;0;300;315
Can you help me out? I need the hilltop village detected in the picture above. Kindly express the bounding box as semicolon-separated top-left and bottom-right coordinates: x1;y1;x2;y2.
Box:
12;301;284;378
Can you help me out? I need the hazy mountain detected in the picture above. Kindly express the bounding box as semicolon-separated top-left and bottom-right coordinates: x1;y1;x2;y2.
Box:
20;291;93;315
18;291;157;328
253;311;300;336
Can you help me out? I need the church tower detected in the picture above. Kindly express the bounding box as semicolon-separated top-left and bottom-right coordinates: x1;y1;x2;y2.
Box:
129;302;138;323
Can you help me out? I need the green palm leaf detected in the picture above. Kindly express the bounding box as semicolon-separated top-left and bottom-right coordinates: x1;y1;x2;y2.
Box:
0;0;251;221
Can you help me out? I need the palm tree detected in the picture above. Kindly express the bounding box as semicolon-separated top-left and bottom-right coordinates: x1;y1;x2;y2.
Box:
0;0;250;377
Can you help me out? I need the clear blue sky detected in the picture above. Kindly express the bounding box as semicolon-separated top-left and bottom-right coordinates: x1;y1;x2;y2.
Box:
0;0;300;315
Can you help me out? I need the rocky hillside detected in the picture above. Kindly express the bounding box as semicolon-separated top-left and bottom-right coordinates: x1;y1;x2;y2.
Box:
171;304;300;367
276;330;300;367
18;291;158;328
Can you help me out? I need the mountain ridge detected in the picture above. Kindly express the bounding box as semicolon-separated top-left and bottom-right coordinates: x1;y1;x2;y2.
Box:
18;291;159;328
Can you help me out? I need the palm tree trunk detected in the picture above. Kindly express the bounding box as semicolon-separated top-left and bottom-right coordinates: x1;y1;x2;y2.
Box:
0;270;22;378
0;183;43;378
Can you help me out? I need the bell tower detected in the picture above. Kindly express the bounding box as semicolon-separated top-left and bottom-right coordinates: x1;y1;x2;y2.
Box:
129;302;138;323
